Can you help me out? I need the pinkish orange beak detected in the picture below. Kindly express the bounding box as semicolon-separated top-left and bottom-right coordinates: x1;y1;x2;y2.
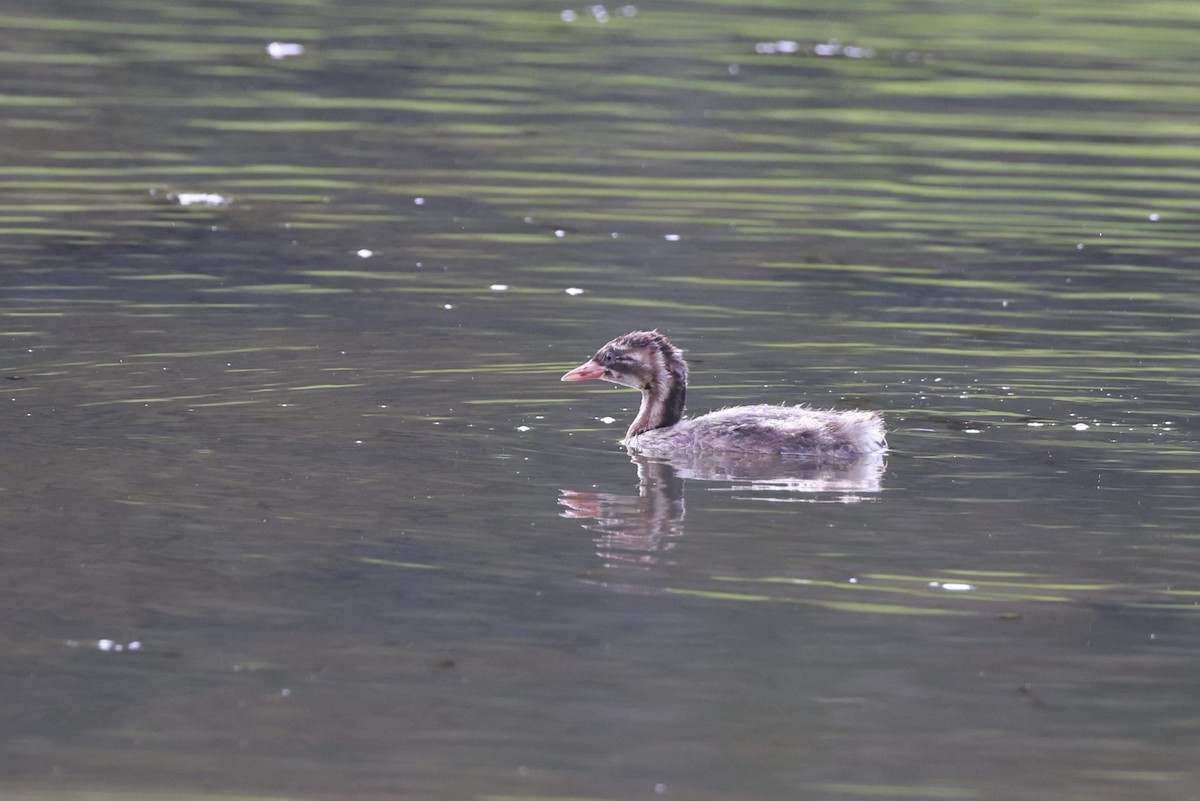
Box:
561;359;606;382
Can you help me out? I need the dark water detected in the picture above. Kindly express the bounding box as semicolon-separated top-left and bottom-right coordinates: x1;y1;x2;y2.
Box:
2;1;1199;799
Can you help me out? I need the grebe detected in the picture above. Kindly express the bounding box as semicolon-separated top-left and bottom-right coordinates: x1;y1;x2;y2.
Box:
561;330;886;460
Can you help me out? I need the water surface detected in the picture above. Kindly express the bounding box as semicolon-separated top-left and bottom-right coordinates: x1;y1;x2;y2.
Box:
1;1;1198;799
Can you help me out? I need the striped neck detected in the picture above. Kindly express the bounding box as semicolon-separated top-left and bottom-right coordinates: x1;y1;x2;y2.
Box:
625;350;687;440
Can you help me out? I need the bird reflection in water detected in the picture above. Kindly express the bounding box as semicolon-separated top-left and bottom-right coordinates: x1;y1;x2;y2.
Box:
560;449;885;591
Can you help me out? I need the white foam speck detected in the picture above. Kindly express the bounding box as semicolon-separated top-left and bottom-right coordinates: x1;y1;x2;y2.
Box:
172;192;230;207
564;287;584;295
1072;422;1089;430
490;283;509;291
266;42;305;59
356;249;373;258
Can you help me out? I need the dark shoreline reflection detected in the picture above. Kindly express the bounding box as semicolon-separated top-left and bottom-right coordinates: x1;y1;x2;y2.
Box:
560;450;885;587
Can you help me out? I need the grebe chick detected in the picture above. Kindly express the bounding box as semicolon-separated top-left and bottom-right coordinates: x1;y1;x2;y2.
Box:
561;330;886;460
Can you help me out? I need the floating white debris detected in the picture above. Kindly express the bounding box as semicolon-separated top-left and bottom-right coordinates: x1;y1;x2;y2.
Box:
489;283;509;291
1072;422;1089;430
599;416;617;424
414;197;425;205
554;229;566;238
171;192;230;207
755;39;869;57
356;249;373;258
266;42;305;60
564;287;585;295
929;582;974;592
1149;212;1160;221
664;234;681;241
753;40;801;54
728;64;740;75
516;425;531;432
1076;243;1084;250
964;428;981;434
442;303;454;310
93;638;140;652
564;5;634;21
1027;421;1045;427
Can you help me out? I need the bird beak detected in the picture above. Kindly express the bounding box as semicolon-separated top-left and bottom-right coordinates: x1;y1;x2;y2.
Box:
560;359;607;382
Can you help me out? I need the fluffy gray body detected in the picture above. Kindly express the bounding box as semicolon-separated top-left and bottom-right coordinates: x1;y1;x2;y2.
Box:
628;403;885;459
561;330;886;461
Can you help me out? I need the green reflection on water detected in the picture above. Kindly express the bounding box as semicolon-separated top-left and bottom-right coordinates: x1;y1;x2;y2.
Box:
818;784;978;799
2;1;1200;799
